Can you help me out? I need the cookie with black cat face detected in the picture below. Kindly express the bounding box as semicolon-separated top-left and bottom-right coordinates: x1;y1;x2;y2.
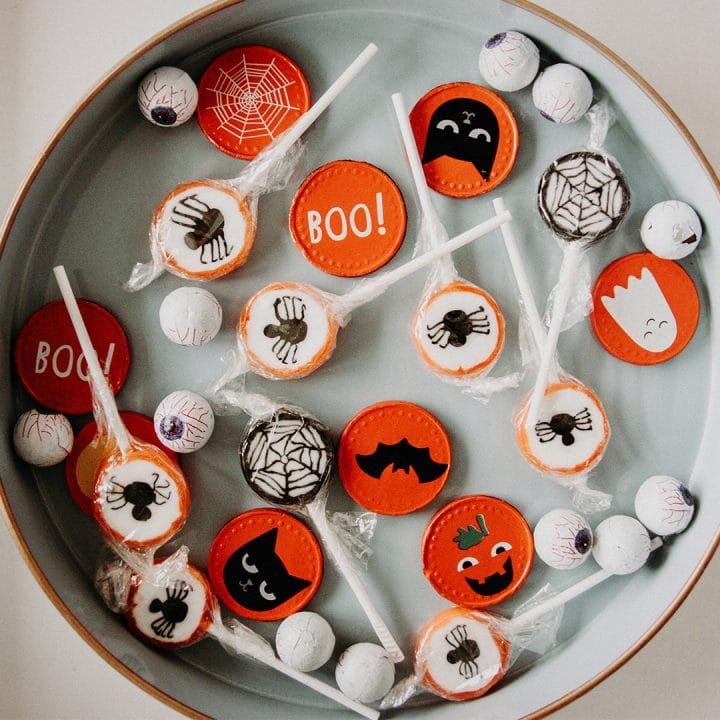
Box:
208;508;323;621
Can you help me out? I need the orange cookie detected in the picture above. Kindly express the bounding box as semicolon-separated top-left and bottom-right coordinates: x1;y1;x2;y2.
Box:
413;280;505;377
197;45;311;159
238;282;338;379
338;401;451;515
409;83;519;198
290;160;407;277
516;381;610;477
422;495;533;609
591;252;700;365
152;179;255;281
208;508;323;621
125;562;215;650
92;443;189;549
415;606;510;701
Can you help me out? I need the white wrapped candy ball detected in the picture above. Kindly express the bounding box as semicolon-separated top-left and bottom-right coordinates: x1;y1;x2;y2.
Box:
478;30;540;92
275;611;335;671
335;643;394;703
640;201;702;259
592;515;651;575
154;390;214;453
635;475;695;536
13;409;73;467
159;286;222;346
534;508;593;570
137;66;198;127
532;63;593;123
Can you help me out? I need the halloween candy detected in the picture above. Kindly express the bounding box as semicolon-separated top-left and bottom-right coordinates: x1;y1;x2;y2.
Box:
275;611;336;672
335;643;396;703
153;390;215;453
532;63;593;124
640;200;702;259
158;286;222;346
533;508;593;570
137;66;198;127
478;31;540;92
13;409;73;467
634;475;695;536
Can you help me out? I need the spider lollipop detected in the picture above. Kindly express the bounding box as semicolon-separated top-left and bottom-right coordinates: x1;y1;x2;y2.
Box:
126;44;378;289
54;267;190;549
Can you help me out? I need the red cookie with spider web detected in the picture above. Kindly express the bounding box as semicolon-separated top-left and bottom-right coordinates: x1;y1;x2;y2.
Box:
197;45;311;159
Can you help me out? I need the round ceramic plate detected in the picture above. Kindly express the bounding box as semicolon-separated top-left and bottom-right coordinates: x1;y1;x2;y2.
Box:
1;2;718;719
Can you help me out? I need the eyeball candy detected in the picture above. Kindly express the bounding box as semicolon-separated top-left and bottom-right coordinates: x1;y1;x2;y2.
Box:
335;643;395;703
154;390;215;453
13;409;74;467
592;515;651;575
159;287;222;346
478;31;540;92
534;509;593;570
640;201;702;260
634;475;695;536
137;66;198;127
532;63;593;124
275;611;336;671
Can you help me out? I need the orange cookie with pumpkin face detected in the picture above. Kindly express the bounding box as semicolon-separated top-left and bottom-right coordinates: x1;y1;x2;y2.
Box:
422;495;533;609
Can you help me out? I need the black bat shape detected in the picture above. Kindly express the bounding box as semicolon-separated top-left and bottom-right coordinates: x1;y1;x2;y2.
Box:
355;438;448;484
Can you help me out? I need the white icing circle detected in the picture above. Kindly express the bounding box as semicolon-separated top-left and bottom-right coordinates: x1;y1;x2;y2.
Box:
155;182;252;277
532;63;593;124
275;611;336;671
13;409;73;467
415;284;503;376
95;458;185;544
592;515;651;574
640;201;702;260
419;613;505;698
634;475;695;536
478;31;540;92
241;285;335;377
137;66;198;127
159;286;222;346
154;390;215;453
128;566;210;646
533;508;593;570
520;384;609;475
335;643;395;703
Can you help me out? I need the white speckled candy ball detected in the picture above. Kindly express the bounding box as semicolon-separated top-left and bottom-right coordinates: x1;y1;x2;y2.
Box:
478;30;540;92
159;286;222;346
532;63;593;123
634;475;695;536
154;390;215;453
640;201;702;259
137;66;198;127
534;508;593;570
592;515;651;575
335;643;395;703
275;611;336;671
13;409;74;467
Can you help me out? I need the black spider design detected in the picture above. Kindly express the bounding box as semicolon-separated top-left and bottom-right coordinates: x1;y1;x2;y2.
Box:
171;194;231;264
535;408;593;446
263;296;308;365
445;624;480;679
105;472;171;521
426;306;490;348
148;581;191;639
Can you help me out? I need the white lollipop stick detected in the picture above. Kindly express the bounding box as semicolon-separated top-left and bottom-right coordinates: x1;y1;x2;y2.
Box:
53;266;132;453
306;501;405;663
506;536;663;634
525;242;583;429
274;43;378;156
208;621;379;720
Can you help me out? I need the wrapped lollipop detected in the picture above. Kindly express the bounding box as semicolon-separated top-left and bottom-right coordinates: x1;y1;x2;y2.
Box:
95;546;379;719
382;518;667;708
213;206;513;390
492;200;611;511
215;388;404;662
54;267;190;548
126;44;378;289
525;100;630;431
391;92;518;401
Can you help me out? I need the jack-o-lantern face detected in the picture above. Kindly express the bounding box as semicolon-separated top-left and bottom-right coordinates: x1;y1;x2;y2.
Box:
422;495;534;608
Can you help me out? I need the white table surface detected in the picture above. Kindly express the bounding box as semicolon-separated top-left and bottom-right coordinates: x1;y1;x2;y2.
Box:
1;1;718;718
